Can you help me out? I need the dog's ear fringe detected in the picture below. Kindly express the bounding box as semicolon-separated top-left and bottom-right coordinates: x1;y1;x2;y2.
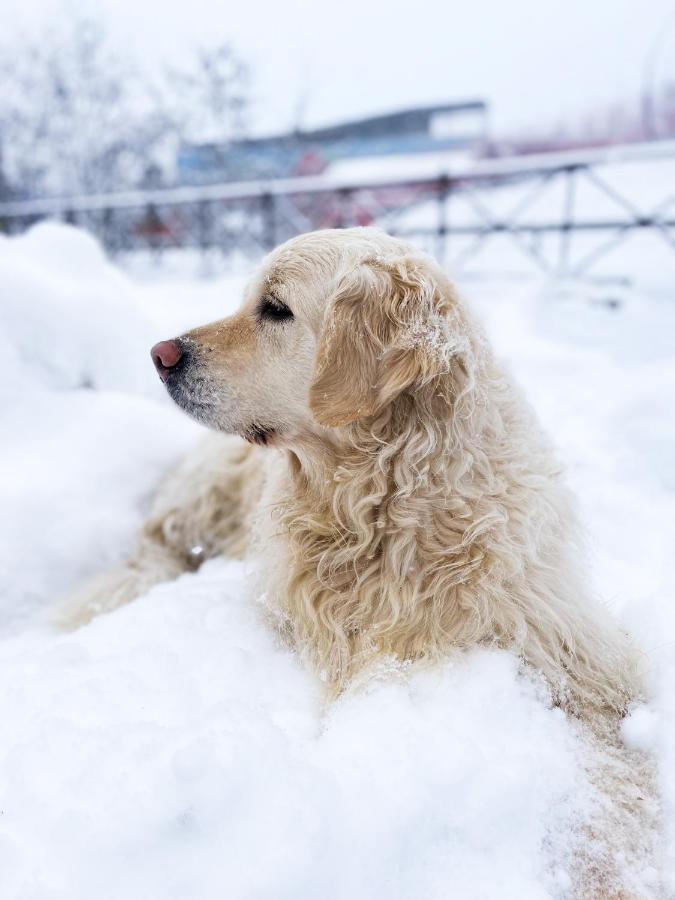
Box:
309;254;463;428
309;273;379;427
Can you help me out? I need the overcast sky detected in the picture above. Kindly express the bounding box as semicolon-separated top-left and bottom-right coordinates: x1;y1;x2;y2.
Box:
10;0;675;137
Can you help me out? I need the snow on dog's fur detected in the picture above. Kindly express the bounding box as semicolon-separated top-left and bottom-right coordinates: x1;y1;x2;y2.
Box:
59;227;642;719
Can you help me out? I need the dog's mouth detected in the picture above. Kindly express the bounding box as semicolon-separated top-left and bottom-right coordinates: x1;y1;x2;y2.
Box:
161;358;278;446
242;424;276;446
164;364;217;424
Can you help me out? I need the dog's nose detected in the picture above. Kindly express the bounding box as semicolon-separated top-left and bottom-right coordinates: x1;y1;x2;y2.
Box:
151;340;183;382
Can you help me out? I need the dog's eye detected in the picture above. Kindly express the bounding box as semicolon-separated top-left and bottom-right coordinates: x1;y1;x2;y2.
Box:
260;296;293;322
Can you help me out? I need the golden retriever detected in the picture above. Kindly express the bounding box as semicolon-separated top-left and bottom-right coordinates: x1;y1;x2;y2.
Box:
58;227;642;722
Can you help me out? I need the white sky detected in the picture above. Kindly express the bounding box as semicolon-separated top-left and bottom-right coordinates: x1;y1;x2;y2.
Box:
8;0;675;137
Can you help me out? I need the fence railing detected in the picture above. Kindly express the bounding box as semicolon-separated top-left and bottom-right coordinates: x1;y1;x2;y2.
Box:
1;139;674;278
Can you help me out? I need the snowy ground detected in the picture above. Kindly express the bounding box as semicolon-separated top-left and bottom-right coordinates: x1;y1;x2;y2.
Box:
1;223;674;898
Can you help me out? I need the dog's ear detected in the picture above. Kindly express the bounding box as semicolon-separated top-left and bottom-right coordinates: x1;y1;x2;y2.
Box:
308;264;380;427
309;253;466;427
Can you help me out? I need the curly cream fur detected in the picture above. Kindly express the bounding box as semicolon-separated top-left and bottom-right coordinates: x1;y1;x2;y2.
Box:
59;227;643;721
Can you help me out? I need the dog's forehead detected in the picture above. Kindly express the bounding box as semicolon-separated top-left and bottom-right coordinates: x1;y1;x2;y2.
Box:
244;251;337;321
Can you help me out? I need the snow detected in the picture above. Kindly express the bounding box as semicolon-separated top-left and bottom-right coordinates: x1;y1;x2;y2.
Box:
2;578;591;900
1;222;674;898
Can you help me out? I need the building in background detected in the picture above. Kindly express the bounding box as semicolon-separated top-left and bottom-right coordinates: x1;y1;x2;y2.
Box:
177;100;489;185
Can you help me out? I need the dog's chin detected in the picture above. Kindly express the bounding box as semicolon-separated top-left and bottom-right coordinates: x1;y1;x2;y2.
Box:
165;379;218;428
165;379;279;446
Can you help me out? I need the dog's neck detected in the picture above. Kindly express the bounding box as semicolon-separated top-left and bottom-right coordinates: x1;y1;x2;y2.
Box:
286;376;485;503
273;388;496;689
270;355;575;697
281;386;493;575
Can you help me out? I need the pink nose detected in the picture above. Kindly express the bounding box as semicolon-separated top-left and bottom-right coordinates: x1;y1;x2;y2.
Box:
151;340;183;382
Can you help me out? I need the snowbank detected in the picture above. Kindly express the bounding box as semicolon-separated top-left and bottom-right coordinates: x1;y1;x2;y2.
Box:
0;224;154;395
1;224;674;897
0;224;203;630
0;561;592;900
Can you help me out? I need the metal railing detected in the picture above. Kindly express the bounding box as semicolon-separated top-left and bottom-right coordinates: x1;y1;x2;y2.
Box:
1;139;674;278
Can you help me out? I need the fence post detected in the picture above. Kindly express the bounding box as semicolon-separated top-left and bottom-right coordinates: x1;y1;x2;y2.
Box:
336;188;352;229
558;166;577;277
261;193;276;249
197;200;213;255
436;175;450;263
102;207;114;255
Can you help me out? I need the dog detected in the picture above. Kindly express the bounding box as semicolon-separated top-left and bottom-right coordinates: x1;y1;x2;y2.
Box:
58;227;642;722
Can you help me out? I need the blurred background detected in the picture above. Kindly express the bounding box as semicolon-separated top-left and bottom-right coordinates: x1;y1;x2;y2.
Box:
2;6;675;895
2;0;675;286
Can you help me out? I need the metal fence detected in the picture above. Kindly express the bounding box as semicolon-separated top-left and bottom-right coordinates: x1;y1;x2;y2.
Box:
1;139;674;278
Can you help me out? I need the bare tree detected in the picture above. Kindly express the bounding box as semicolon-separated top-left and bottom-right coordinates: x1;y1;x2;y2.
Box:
0;18;252;199
0;18;171;197
164;42;251;145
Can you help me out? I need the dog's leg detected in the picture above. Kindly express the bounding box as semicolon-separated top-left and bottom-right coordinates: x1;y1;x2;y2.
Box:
55;435;263;629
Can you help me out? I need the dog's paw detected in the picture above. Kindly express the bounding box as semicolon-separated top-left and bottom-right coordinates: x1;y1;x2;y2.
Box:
52;566;146;630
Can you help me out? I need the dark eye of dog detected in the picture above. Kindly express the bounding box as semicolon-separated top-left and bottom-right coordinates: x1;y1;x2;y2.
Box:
260;296;293;322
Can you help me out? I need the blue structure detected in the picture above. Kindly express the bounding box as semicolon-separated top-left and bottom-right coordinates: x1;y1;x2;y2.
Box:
177;100;488;185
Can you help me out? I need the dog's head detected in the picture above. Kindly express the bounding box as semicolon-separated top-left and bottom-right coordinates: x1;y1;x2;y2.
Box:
151;228;474;447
